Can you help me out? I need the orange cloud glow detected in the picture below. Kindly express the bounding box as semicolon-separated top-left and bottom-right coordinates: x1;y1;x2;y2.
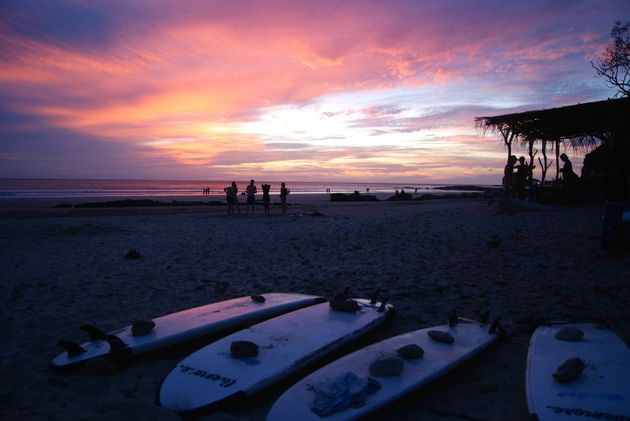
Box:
0;1;623;182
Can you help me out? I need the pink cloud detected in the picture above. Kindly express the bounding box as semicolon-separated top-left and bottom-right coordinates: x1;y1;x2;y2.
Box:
0;0;624;181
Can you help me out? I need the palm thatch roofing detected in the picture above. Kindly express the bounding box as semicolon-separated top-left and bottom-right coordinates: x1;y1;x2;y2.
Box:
475;97;630;149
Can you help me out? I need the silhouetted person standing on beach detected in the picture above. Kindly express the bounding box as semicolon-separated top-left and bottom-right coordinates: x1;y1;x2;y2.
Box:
280;182;289;215
224;184;235;215
246;179;257;215
223;185;240;216
262;183;271;215
224;181;240;215
232;181;241;214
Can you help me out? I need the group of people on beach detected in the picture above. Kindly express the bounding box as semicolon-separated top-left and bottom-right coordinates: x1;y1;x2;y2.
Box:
503;153;579;200
223;180;289;216
503;155;536;200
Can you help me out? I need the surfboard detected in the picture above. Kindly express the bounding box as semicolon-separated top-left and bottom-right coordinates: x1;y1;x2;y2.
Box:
526;322;630;421
51;293;325;370
158;298;394;414
266;317;498;421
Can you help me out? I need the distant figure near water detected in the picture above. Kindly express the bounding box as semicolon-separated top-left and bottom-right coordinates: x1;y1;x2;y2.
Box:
262;184;271;215
280;182;290;215
246;179;257;215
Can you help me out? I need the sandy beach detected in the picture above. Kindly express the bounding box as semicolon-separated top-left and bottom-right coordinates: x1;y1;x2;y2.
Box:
1;195;628;420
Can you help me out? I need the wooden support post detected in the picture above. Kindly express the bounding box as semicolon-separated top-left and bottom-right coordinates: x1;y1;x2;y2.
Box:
537;139;553;184
499;126;515;162
555;141;560;182
527;139;537;183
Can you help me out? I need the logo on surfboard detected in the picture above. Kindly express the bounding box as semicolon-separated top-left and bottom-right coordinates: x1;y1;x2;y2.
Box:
178;364;237;388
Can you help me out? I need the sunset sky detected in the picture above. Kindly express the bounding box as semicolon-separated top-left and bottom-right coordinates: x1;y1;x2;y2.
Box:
0;0;627;183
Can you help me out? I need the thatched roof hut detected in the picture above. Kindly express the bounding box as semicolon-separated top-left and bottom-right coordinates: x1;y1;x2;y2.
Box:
476;97;630;148
475;97;630;183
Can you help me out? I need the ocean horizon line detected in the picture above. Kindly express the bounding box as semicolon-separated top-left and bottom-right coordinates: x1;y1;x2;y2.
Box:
0;176;491;185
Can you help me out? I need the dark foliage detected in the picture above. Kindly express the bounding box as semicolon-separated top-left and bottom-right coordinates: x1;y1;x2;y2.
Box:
592;21;630;97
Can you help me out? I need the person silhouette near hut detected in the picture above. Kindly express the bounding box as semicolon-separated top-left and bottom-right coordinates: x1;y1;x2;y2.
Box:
559;154;578;185
246;179;257;215
280;182;290;215
515;156;535;200
262;184;271;215
503;155;518;195
559;153;579;201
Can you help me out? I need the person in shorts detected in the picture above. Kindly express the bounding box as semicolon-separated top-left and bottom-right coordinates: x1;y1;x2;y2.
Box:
262;183;271;215
246;179;257;215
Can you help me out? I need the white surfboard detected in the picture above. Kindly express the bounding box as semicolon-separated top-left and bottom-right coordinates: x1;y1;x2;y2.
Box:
266;318;498;421
52;293;325;369
526;322;630;421
158;298;393;414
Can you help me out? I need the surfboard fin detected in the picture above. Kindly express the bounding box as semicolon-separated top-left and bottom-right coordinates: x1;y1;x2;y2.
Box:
489;317;510;340
56;340;87;358
105;335;128;353
370;289;382;304
332;287;351;302
377;296;390;312
448;309;458;327
80;324;107;341
489;317;500;332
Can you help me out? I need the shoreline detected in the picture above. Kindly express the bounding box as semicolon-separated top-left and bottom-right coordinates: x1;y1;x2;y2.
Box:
0;190;494;213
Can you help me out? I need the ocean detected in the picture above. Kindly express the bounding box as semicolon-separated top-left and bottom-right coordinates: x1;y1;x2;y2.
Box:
0;179;486;199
